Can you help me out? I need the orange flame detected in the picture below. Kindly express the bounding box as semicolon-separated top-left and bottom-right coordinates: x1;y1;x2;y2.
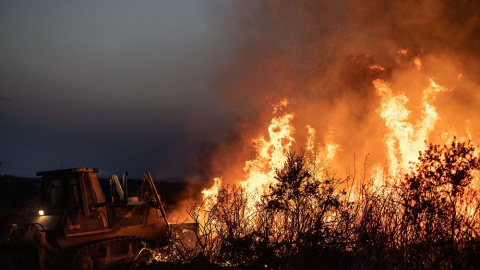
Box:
374;77;447;177
201;54;469;218
240;102;295;208
201;100;340;210
201;177;222;209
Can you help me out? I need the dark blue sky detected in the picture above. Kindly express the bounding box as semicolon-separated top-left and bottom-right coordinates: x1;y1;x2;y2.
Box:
0;1;237;178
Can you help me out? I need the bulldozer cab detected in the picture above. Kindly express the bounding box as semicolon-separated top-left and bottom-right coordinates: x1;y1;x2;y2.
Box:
36;168;108;234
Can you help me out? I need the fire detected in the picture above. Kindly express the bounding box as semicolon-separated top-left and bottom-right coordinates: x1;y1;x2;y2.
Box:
239;101;295;209
369;64;386;71
305;126;339;181
414;57;422;70
201;101;339;209
200;54;468;226
201;177;222;209
374;77;447;177
203;113;342;226
200;101;295;209
189;52;480;269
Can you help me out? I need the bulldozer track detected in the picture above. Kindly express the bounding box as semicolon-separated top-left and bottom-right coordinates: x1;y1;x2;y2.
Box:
67;236;157;270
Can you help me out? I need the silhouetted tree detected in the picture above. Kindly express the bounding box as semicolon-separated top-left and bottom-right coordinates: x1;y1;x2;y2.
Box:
403;138;480;268
257;152;344;268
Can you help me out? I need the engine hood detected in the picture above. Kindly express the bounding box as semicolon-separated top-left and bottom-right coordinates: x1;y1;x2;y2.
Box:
30;215;62;231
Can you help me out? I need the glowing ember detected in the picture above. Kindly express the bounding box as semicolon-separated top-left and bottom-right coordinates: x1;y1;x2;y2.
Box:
414;57;422;70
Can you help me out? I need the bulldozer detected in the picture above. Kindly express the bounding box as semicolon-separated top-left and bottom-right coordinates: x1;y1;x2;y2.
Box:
1;168;198;270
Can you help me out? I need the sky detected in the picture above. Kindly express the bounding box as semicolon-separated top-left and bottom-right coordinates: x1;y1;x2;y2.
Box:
0;1;237;178
2;0;480;185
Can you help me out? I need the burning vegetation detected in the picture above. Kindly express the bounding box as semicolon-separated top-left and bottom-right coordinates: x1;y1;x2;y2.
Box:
141;1;480;268
148;72;480;268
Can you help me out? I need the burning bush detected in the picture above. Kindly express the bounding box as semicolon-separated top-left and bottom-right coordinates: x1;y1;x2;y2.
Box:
147;139;480;269
256;152;345;268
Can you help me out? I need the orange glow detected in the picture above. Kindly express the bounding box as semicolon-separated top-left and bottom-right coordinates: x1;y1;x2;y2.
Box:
201;177;222;209
239;101;295;209
199;53;478;236
202;100;340;211
373;76;447;177
414;57;422;70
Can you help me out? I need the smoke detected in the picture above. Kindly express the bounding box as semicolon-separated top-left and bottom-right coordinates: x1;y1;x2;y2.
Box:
198;0;480;186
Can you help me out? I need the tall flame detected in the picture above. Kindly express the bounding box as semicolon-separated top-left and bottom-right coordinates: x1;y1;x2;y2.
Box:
374;77;447;177
201;54;457;216
201;100;339;209
240;101;295;208
201;177;222;209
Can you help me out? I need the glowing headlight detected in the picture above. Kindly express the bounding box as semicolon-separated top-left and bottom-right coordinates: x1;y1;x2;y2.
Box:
39;210;44;216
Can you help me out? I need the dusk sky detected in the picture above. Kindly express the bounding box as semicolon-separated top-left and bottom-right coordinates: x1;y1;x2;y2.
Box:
0;1;238;178
2;1;480;183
